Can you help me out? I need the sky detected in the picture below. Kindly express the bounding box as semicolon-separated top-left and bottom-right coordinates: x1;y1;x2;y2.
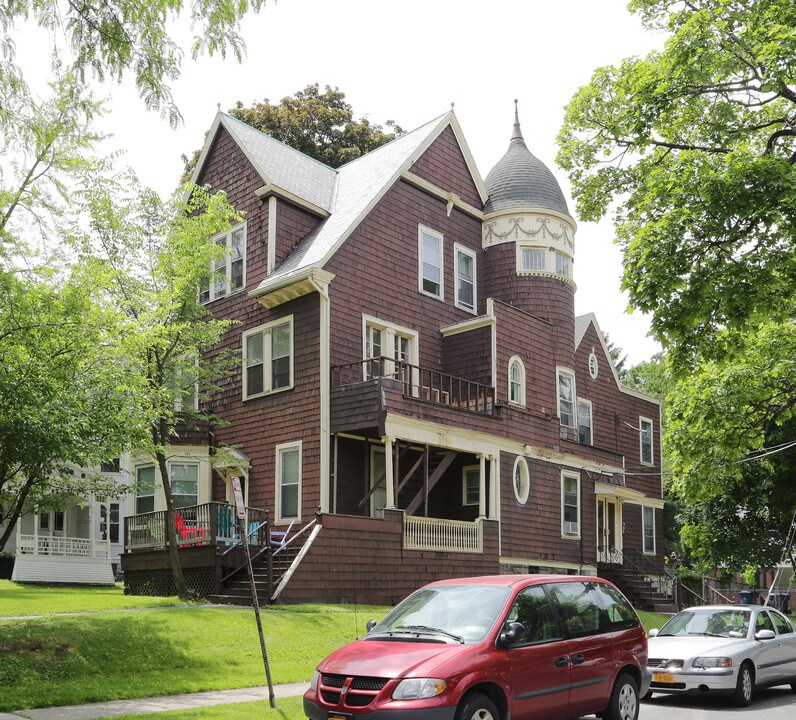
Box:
19;0;666;364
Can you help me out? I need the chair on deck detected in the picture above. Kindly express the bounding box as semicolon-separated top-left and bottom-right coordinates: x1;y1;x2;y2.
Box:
270;520;295;549
175;512;207;545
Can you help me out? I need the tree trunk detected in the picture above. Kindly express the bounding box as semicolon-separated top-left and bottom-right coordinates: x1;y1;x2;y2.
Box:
0;477;37;552
155;450;189;600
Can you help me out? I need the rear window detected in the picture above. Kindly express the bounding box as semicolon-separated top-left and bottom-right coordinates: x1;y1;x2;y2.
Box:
547;581;639;637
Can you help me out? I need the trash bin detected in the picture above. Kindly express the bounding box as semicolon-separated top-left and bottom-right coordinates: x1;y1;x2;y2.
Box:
769;592;790;613
738;590;758;605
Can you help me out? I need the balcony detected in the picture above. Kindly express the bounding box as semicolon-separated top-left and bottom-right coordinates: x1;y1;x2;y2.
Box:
331;357;494;415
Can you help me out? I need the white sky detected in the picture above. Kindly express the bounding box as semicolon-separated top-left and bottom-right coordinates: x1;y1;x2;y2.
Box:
17;0;666;364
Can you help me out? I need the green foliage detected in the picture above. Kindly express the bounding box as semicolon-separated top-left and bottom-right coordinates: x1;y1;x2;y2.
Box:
558;0;796;365
182;84;403;180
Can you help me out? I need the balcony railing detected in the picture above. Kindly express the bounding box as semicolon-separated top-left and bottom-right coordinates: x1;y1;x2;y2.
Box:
331;357;494;415
17;535;111;559
124;502;269;553
403;515;483;553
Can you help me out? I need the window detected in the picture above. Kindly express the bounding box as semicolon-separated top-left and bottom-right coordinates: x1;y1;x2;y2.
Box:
520;246;547;272
101;503;121;543
170;463;199;509
277;442;301;522
561;473;580;537
771;611;794;635
588;351;599;379
577;399;592;445
639;417;653;465
513;456;530;504
548;581;601;637
363;316;418;381
555;251;573;279
39;513;50;530
136;465;156;514
505;586;559;644
593;583;640;630
101;458;121;473
557;369;576;428
418;225;443;299
462;466;480;506
454;244;476;312
243;317;293;399
642;506;655;555
199;224;246;302
508;356;525;406
54;511;64;532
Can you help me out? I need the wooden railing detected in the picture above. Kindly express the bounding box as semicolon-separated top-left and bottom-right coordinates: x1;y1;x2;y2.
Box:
331;357;494;415
17;535;111;559
403;515;483;553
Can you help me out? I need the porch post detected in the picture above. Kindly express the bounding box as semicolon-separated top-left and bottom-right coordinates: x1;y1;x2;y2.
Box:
33;511;39;555
488;454;498;520
478;453;486;519
384;436;396;509
89;498;96;559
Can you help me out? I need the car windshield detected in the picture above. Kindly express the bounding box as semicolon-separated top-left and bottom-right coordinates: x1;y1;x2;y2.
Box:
658;608;751;639
368;584;511;644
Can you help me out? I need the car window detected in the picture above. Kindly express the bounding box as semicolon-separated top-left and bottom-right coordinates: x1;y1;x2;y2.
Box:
594;583;640;630
505;586;560;645
547;581;602;638
755;610;775;633
770;610;793;635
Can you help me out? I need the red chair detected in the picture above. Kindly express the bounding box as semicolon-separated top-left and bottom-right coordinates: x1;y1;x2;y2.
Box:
175;513;207;545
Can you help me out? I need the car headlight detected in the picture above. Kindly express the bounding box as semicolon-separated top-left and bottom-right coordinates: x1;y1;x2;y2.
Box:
392;678;447;700
310;669;320;691
693;657;732;669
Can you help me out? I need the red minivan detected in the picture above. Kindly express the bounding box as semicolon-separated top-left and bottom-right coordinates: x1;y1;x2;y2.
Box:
304;574;650;720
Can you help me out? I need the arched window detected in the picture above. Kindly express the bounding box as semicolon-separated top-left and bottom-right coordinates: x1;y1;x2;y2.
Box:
513;456;530;504
508;356;526;406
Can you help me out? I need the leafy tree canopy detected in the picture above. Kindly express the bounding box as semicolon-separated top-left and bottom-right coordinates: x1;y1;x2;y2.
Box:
558;0;796;366
182;84;403;179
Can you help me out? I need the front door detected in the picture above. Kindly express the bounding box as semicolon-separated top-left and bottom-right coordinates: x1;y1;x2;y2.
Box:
597;498;621;563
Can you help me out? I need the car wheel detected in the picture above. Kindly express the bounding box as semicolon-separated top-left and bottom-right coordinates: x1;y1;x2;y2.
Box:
603;672;639;720
732;662;754;707
454;692;500;720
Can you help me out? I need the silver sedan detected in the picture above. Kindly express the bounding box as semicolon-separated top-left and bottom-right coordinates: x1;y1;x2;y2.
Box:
646;604;796;706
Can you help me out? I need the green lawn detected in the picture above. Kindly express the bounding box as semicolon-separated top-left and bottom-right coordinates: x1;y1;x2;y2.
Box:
96;697;305;720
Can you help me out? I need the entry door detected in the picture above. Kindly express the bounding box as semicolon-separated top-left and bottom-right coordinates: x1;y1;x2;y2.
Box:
597;498;620;563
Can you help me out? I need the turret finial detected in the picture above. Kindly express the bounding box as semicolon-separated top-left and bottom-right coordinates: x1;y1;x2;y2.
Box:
512;99;524;141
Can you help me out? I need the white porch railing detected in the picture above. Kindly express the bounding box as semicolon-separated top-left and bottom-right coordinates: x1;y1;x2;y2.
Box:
17;535;111;559
403;516;483;553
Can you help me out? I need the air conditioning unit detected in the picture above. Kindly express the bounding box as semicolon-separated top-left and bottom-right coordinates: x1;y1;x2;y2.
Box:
564;521;579;536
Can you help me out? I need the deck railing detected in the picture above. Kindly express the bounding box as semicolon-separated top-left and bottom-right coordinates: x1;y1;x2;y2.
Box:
331;357;494;415
17;535;111;559
403;515;483;553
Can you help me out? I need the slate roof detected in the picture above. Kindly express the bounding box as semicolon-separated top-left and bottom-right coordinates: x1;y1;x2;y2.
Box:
575;313;594;349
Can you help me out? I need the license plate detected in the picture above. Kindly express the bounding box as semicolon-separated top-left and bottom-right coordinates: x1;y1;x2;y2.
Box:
328;714;352;720
653;672;675;684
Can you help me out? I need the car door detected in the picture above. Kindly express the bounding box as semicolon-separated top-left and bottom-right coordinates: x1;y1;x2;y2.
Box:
504;585;571;720
546;581;615;717
768;609;796;681
753;609;790;683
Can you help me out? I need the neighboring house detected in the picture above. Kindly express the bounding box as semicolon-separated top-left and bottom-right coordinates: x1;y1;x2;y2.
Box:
121;106;665;606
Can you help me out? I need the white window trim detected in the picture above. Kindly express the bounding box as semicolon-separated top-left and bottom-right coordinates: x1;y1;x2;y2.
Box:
200;222;247;303
516;244;548;274
453;242;477;314
561;471;581;539
168;461;200;507
135;464;156;514
577;398;593;445
557;367;577;428
276;441;302;523
462;464;480;506
508;355;526;407
639;416;654;466
362;315;419;380
418;224;444;300
642;505;656;555
242;315;294;400
513;456;530;505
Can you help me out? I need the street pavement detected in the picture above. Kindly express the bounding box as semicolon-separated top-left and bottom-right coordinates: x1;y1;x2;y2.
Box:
638;684;796;719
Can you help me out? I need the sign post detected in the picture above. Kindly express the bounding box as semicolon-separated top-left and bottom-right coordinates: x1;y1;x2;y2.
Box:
232;476;275;708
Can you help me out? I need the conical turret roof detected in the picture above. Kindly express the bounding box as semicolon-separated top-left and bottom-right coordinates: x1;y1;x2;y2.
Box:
484;102;571;217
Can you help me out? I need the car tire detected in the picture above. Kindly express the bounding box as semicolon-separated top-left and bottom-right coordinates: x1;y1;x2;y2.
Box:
603;672;639;720
454;692;500;720
732;662;754;707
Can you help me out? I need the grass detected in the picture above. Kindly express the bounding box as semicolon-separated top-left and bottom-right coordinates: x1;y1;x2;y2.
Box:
96;697;306;720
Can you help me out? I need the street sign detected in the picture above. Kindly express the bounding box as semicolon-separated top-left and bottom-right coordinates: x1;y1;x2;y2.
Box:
231;476;246;519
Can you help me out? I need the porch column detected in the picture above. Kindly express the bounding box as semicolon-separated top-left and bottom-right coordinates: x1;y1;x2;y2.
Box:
33;511;39;555
89;498;96;559
384;436;396;509
488;454;498;520
478;453;486;519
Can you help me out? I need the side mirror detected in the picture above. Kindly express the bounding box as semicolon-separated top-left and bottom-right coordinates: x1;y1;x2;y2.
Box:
648;628;659;638
755;629;775;640
366;619;378;633
496;621;524;649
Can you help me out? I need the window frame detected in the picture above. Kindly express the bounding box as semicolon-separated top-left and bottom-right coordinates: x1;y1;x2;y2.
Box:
642;505;656;555
242;316;294;400
462;465;480;507
577;398;593;445
199;222;247;303
557;368;576;428
513;456;530;505
554;250;573;279
517;244;548;273
169;462;200;509
453;243;477;313
508;355;526;406
362;315;418;382
418;225;444;300
561;472;581;539
639;416;654;466
276;441;302;523
135;464;156;514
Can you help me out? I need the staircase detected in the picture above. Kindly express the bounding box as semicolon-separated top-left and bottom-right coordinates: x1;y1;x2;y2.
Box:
598;555;676;614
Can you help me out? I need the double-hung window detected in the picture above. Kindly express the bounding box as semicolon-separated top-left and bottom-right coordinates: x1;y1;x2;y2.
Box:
418;225;443;299
454;243;476;312
276;442;301;522
561;473;580;537
136;465;156;514
462;466;480;506
199;224;246;303
170;463;199;508
557;369;576;428
642;506;656;554
243;317;293;399
578;399;593;445
639;417;653;465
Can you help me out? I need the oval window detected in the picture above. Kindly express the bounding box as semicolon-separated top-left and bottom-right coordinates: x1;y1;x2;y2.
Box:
513;456;530;504
588;351;599;379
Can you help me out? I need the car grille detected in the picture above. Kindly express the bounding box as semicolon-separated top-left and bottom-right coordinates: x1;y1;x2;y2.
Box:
319;674;389;709
648;658;684;669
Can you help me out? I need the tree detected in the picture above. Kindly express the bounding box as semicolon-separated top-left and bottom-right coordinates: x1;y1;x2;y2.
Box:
558;0;796;365
76;176;240;598
181;84;404;179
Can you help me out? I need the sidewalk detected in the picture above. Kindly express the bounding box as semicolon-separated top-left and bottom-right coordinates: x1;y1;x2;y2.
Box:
0;682;308;720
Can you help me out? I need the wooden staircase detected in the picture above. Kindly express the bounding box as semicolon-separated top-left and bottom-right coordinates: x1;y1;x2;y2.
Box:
598;562;676;614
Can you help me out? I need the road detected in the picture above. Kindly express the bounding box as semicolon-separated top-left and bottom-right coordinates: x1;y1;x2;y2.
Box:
637;685;796;719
